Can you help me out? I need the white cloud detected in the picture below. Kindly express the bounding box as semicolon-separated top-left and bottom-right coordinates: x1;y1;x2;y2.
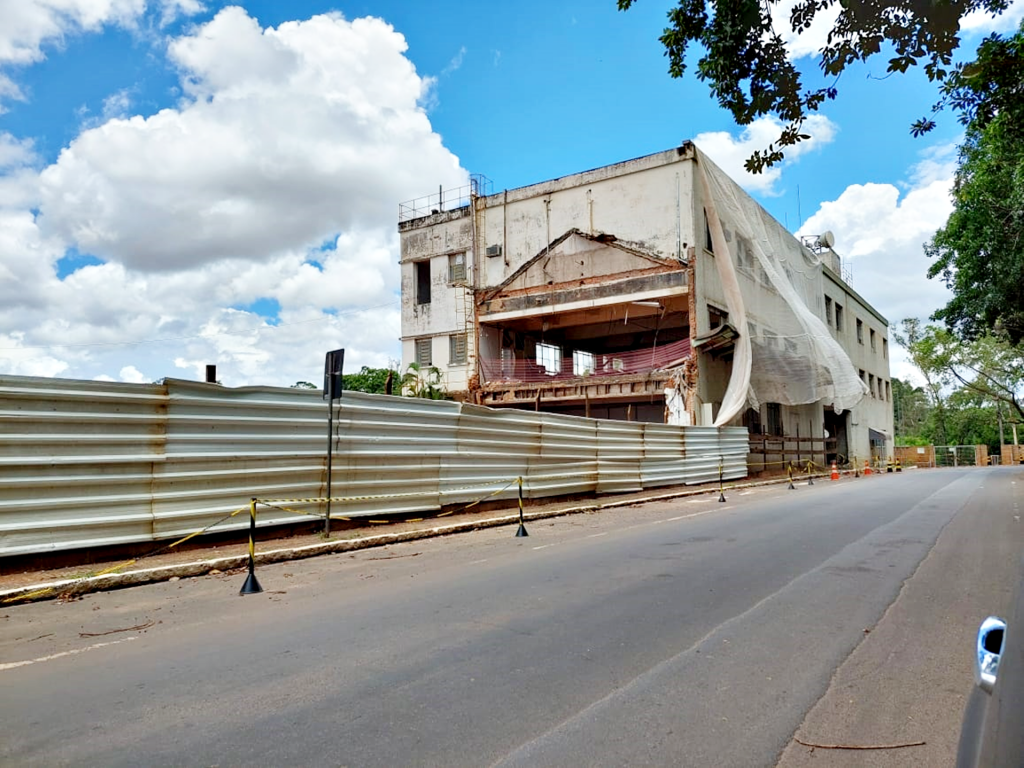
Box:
695;114;837;195
0;132;37;168
119;364;148;382
442;45;466;76
768;0;842;60
0;0;146;67
0;0;205;111
37;7;467;271
0;333;69;377
797;148;956;382
962;0;1024;32
158;0;203;27
0;7;466;387
770;0;1024;61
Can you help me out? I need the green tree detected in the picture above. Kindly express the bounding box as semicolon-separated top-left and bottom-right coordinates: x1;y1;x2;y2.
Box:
400;362;448;400
892;377;931;443
343;366;399;395
944;387;1001;449
927;328;1024;423
617;0;1012;171
290;381;317;389
925;23;1024;345
893;318;952;444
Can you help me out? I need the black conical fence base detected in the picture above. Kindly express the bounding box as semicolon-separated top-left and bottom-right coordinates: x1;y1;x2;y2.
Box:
718;492;726;503
515;523;529;538
807;476;814;486
239;570;263;595
788;480;796;490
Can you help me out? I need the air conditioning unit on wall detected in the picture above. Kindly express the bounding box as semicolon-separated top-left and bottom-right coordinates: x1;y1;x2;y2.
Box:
485;244;502;258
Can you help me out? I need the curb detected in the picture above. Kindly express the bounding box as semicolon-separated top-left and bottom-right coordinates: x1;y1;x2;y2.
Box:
0;472;841;605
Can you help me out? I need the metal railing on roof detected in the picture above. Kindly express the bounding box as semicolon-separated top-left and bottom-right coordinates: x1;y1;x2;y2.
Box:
399;174;493;222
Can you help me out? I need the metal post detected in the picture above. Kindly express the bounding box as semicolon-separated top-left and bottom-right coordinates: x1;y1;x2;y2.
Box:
718;455;726;502
515;476;529;537
239;498;263;595
325;398;334;536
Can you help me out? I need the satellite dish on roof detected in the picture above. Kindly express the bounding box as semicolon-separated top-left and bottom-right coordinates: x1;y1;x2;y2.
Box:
819;230;835;249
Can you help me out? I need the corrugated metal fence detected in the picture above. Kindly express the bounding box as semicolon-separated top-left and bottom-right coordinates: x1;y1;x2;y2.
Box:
0;375;748;557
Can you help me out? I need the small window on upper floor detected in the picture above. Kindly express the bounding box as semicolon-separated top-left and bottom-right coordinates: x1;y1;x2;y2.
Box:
883;338;888;359
536;342;561;376
415;260;431;305
448;252;466;283
415;338;432;367
869;373;876;397
870;328;877;351
449;333;467;365
835;303;844;332
856;318;864;344
824;296;833;327
708;304;728;330
573;350;595;376
704;211;714;253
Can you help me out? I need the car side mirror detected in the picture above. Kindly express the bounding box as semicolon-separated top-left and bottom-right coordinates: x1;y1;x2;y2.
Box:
976;616;1007;694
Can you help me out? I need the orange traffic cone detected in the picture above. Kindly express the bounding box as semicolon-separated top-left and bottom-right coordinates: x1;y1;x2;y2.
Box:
863;459;872;476
830;461;839;481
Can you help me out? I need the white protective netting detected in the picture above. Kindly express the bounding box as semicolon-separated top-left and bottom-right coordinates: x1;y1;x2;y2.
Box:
696;149;867;427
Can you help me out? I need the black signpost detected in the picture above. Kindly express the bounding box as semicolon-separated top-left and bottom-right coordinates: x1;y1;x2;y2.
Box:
323;349;344;536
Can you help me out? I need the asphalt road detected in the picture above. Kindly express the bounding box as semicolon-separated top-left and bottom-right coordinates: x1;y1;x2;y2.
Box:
1;467;1019;767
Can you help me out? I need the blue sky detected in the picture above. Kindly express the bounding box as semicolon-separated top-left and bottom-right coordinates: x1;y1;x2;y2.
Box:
0;0;1021;387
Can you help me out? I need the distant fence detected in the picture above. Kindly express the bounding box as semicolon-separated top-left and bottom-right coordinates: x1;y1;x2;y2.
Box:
895;444;1003;468
746;435;835;474
1002;445;1024;465
0;375;748;557
895;445;935;468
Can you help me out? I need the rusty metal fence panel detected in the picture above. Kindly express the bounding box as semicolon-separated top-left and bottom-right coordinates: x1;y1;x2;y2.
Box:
640;424;686;488
596;420;646;494
0;374;750;557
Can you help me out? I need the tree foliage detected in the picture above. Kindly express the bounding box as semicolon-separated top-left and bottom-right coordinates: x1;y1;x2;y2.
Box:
618;0;1011;171
894;318;1024;450
400;362;448;400
892;377;931;440
925;22;1024;345
343;366;398;395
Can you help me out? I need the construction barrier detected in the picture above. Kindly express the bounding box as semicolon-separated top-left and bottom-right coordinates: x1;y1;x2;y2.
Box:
0;375;750;558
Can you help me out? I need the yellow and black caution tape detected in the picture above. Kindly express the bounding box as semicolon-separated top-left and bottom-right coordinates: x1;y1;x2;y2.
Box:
255;477;521;526
2;505;251;605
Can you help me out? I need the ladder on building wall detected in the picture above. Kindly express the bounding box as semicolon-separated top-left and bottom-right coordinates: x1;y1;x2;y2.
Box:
453;278;474;367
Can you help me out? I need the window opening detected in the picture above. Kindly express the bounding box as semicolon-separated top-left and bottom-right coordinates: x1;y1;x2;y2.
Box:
536;342;561;376
448;252;466;283
573;350;595;376
708;304;728;329
449;333;467;365
415;338;432;367
415;261;431;305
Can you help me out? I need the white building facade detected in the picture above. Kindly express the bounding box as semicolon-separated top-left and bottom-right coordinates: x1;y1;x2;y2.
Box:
398;143;894;466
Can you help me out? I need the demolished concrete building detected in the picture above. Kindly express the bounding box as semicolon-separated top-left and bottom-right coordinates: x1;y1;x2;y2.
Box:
398;142;895;465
